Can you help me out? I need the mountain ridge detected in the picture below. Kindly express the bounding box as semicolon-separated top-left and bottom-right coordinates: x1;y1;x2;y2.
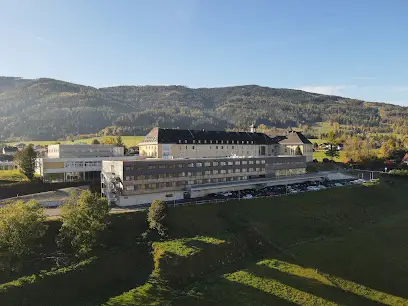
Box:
0;76;407;140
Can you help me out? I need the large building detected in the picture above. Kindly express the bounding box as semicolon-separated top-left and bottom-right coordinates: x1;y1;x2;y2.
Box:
138;127;313;162
35;144;135;182
101;155;307;206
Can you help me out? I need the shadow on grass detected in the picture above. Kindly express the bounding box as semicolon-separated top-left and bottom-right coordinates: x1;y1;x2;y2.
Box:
0;245;153;306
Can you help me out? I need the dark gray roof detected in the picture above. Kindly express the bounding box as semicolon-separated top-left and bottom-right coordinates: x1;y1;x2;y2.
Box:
278;131;312;144
2;146;18;153
142;127;279;145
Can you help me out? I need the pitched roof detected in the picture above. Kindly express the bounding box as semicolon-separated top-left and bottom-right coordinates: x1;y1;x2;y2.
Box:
141;128;278;145
278;131;312;145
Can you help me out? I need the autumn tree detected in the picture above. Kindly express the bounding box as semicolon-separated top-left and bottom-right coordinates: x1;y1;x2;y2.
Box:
91;139;100;144
102;137;115;145
14;145;37;179
58;190;109;256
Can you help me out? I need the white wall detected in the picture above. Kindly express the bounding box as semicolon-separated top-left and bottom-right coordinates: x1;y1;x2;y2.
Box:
118;191;184;206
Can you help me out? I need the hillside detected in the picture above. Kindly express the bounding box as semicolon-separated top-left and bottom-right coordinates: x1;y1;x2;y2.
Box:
1;76;408;140
1;180;408;305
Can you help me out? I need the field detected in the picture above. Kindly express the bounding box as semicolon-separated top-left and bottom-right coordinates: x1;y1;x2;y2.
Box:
2;179;408;305
313;150;345;162
7;136;145;147
0;170;28;182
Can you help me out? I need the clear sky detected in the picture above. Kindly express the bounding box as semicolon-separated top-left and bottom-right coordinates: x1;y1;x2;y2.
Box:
1;0;408;105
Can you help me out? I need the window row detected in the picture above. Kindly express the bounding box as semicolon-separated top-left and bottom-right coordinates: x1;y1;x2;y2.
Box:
124;160;265;171
124;176;251;191
178;139;255;144
65;161;102;168
124;168;264;181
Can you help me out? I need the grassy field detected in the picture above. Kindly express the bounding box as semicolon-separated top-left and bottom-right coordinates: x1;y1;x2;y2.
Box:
2;180;408;305
7;136;144;147
105;180;408;305
0;170;28;182
313;150;345;162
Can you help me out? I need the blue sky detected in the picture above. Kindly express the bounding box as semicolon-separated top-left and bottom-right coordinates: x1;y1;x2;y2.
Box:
1;0;408;105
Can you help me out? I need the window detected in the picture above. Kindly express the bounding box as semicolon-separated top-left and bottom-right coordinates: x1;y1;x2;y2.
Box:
184;140;187;143
235;161;240;165
221;146;224;149
125;176;130;181
242;168;247;173
256;160;260;164
165;194;173;198
228;161;233;165
205;170;211;175
232;146;234;149
193;140;196;143
198;140;201;144
192;146;195;149
242;161;247;165
126;185;134;191
213;162;218;166
216;146;218;149
204;162;211;166
213;169;218;174
220;169;226;174
220;161;226;166
196;162;202;167
249;160;254;164
186;146;188;149
249;168;254;172
228;169;233;173
235;169;240;173
261;160;266;164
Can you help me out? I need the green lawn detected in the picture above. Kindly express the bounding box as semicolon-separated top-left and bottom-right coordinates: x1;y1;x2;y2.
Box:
3;180;408;305
313;150;345;162
105;180;408;305
7;136;144;148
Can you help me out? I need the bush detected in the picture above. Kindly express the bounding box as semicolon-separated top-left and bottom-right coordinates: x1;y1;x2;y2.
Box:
147;200;168;236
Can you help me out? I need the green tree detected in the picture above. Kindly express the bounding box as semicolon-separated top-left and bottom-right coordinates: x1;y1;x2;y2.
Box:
115;135;124;147
14;145;37;179
325;146;340;160
91;139;100;144
58;190;109;256
295;146;302;155
0;200;47;262
147;200;168;236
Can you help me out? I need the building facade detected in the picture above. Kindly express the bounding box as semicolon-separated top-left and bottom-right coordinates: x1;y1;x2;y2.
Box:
277;130;313;162
47;144;124;158
35;144;133;182
138;127;313;162
101;155;306;206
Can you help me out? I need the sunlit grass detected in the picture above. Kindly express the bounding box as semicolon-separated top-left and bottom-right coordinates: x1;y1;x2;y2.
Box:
153;236;225;257
258;259;408;306
7;136;144;148
225;270;336;305
0;170;28;182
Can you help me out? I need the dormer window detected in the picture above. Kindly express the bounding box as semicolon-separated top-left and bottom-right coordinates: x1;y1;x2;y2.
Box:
184;140;187;143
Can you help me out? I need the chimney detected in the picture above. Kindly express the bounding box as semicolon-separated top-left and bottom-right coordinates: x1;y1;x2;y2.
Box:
249;123;257;133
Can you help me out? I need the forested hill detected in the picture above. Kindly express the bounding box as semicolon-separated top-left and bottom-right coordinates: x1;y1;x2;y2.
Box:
0;76;407;140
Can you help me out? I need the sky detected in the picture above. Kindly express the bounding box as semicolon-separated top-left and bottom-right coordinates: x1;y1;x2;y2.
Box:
1;0;408;105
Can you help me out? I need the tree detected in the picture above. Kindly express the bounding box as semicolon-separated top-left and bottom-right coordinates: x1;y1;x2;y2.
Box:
379;138;398;159
115;135;124;147
295;146;303;155
325;146;340;160
0;200;47;261
91;139;100;144
58;190;109;256
102;137;115;145
14;145;37;179
147;200;168;236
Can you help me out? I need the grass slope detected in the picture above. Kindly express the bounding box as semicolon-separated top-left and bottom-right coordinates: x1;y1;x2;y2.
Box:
8;136;144;147
106;180;408;305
